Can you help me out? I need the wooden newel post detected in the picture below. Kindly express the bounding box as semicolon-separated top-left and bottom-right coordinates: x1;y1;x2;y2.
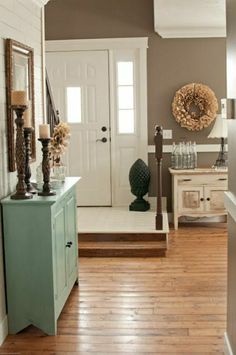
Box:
154;125;163;230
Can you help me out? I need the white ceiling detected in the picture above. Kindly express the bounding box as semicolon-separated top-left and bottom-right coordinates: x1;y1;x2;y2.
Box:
154;0;226;38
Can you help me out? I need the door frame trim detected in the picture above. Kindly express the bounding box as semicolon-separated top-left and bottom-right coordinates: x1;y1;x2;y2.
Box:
46;38;148;52
46;38;148;206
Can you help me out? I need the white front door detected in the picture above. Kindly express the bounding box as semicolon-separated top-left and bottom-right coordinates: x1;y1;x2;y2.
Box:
46;38;148;207
46;50;111;206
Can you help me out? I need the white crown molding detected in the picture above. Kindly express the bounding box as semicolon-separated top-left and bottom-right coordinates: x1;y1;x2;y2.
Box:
32;0;50;6
154;0;226;39
155;26;226;39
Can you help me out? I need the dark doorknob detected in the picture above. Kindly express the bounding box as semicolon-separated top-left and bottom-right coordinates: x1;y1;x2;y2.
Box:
96;137;107;143
101;126;107;132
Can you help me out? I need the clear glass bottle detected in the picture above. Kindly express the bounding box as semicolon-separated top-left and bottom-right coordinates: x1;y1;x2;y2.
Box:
186;142;191;169
189;142;194;169
182;142;188;169
36;163;43;190
176;143;182;169
193;142;197;168
171;142;176;168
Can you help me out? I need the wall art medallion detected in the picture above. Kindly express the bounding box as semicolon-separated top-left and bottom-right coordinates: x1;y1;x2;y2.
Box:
172;83;218;131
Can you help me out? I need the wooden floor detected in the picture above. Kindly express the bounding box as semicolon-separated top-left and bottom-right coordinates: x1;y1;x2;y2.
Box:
0;223;227;354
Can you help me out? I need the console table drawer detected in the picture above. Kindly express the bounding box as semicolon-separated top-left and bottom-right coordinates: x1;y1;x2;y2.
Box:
177;174;228;186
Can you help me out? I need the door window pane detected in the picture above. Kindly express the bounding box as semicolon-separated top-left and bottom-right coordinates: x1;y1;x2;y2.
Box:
118;110;134;134
66;87;81;123
117;62;133;85
118;86;134;109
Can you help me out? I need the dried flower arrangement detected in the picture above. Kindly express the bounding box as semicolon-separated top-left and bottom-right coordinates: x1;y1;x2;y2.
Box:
172;83;218;131
50;122;70;165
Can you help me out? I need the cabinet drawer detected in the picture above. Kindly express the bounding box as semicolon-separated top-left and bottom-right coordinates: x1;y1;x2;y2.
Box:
177;174;228;187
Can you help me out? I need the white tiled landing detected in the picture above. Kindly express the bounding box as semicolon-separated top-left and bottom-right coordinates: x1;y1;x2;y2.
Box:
77;207;169;234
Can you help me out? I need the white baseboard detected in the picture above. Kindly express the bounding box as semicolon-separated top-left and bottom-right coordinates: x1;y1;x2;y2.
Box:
0;314;8;345
170;214;226;224
224;332;234;355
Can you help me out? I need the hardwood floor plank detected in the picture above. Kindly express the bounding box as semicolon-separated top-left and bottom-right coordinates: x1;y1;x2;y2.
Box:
0;224;227;353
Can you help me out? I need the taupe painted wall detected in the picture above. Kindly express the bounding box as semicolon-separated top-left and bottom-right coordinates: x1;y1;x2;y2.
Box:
226;0;236;352
45;0;226;209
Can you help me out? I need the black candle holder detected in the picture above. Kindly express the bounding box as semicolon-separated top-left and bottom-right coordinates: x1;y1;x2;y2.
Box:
38;138;56;196
11;105;33;200
24;127;37;194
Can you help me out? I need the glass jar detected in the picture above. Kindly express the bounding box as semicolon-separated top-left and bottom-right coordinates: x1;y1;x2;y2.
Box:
51;164;66;188
36;163;43;190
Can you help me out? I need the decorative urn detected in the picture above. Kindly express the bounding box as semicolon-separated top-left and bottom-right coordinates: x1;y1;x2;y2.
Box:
129;158;150;211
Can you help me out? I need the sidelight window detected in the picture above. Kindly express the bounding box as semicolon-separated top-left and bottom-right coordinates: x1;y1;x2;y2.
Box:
117;61;135;134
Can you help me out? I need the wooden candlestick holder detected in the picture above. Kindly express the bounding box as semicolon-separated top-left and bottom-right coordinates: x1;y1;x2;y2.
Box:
38;138;56;196
24;127;37;194
11;105;33;200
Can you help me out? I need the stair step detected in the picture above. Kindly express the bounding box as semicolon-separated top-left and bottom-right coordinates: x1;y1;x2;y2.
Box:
79;233;166;242
79;240;167;257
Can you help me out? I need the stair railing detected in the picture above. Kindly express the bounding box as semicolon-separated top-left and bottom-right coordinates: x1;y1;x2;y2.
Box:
46;70;60;135
154;125;163;230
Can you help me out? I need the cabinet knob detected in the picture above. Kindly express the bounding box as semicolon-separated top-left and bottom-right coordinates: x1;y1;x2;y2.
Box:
66;241;73;248
207;198;210;201
200;198;204;201
218;178;227;181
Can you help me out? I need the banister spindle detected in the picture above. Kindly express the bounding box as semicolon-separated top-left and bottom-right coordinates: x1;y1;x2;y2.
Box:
154;125;163;230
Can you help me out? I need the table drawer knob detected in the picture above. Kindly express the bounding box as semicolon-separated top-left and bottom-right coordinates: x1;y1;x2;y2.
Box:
207;198;210;201
200;198;204;201
183;179;192;181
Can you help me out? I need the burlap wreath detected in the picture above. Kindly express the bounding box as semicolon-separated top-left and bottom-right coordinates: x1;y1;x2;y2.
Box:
172;83;218;131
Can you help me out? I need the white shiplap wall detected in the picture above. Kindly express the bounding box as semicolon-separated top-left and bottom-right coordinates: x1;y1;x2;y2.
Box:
0;0;44;344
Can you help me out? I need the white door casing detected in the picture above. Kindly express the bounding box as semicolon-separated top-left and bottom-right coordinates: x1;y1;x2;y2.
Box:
46;50;111;206
46;38;148;206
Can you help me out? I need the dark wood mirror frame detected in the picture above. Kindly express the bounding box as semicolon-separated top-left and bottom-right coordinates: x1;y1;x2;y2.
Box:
5;38;36;172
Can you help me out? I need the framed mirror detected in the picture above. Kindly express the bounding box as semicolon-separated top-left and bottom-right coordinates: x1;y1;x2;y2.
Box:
5;39;36;172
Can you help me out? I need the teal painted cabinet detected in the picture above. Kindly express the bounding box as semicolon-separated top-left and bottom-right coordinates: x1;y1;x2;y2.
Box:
1;177;80;335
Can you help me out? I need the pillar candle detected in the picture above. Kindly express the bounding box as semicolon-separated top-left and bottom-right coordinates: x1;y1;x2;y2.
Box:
39;124;50;139
23;101;31;128
11;91;27;106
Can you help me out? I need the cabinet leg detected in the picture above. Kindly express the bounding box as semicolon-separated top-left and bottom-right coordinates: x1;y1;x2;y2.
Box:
174;215;178;230
74;278;79;286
